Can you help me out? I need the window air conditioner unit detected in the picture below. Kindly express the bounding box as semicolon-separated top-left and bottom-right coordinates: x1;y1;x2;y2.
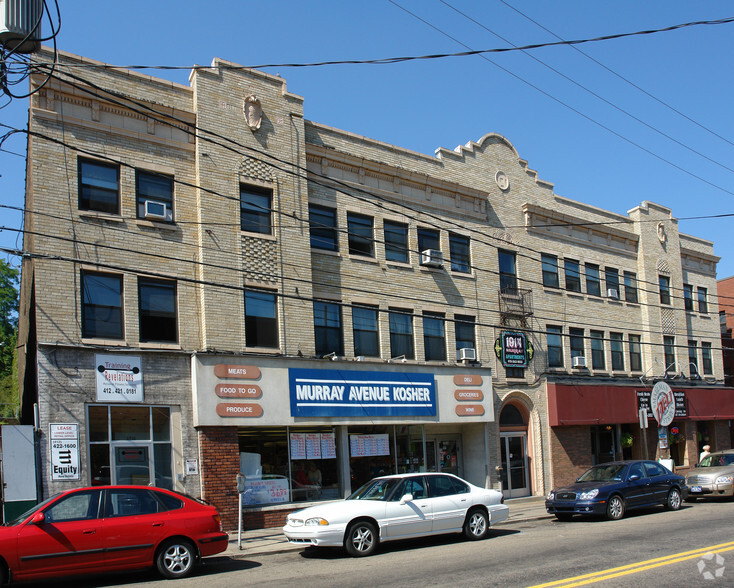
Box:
420;249;443;268
144;200;168;220
572;356;587;368
607;288;619;300
458;348;476;362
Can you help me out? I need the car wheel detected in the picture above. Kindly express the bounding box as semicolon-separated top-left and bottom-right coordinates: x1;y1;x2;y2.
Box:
606;495;625;520
554;513;573;522
156;539;196;579
344;521;378;557
665;488;682;511
463;508;489;540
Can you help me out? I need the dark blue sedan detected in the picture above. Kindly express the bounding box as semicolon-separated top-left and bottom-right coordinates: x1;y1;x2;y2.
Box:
545;460;688;521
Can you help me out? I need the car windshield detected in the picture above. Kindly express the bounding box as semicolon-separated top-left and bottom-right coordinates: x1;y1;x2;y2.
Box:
347;477;402;501
577;464;627;482
699;454;734;468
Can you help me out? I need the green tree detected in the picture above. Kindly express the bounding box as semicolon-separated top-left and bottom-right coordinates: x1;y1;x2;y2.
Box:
0;259;20;420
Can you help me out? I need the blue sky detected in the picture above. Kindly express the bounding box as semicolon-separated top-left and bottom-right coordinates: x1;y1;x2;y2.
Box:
2;1;733;281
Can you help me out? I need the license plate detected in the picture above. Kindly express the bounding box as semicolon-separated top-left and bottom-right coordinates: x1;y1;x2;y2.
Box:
691;486;702;493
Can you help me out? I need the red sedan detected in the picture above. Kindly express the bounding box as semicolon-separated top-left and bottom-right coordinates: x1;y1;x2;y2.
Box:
0;486;229;583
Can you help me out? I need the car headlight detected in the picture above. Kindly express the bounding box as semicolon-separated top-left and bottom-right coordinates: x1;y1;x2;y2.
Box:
305;517;329;526
547;491;555;500
715;475;734;485
578;489;599;500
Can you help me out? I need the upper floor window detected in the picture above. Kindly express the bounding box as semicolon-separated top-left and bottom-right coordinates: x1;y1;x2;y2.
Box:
449;233;471;273
81;271;123;339
586;264;601;297
688;340;698;374
629;334;642;372
244;290;278;348
136;170;173;222
389;310;414;360
547;325;564;368
541;254;559;288
605;267;619;298
347;212;374;257
664;336;676;374
79;159;120;214
309;204;338;251
698;287;708;314
702;342;713;375
352;305;379;357
623;271;638;303
569;328;585;358
455;315;475;357
423;312;446;361
590;330;605;370
240;184;272;234
610;332;624;371
418;228;440;253
498;249;517;292
314;301;343;356
564;259;581;293
683;284;693;311
384;221;408;263
659;275;671;305
138;278;177;343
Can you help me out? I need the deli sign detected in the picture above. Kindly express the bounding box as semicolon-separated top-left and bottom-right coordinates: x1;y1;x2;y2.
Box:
637;384;686;424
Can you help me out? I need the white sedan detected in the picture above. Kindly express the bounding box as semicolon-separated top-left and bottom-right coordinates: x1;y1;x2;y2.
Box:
282;472;509;556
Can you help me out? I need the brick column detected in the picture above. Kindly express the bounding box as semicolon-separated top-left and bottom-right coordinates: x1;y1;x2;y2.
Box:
198;426;240;531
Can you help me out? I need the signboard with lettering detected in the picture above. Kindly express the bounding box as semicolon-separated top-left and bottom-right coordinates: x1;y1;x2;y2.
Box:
50;423;79;481
494;332;533;368
95;354;143;402
637;386;686;420
289;369;435;417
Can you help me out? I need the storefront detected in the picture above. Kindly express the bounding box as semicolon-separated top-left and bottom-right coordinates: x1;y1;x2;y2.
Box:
547;380;734;487
192;355;496;529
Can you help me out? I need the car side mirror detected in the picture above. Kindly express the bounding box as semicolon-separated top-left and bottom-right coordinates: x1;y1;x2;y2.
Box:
400;493;414;505
30;512;45;525
628;474;640;482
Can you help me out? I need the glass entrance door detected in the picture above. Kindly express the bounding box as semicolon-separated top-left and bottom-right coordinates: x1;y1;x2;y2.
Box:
113;445;151;485
500;434;529;498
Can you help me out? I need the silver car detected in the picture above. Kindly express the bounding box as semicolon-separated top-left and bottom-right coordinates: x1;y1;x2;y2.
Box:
685;449;734;501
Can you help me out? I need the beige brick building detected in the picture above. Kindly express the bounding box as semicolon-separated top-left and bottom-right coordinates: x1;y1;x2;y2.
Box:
18;49;732;529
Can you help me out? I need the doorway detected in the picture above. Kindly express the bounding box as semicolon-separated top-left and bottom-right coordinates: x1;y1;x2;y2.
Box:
113;445;151;485
591;426;616;465
426;438;462;477
500;433;530;497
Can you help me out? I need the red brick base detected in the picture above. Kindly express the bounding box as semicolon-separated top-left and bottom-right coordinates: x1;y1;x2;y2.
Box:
198;426;241;531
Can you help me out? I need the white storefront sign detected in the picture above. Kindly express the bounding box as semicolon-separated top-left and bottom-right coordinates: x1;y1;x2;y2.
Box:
50;423;80;480
95;354;144;402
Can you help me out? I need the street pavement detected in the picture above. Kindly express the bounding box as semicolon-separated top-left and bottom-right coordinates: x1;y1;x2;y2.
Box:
224;495;549;558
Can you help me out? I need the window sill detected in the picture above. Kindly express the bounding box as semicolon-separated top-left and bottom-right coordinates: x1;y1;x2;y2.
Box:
79;210;123;223
244;347;281;355
136;219;178;232
449;270;476;280
347;254;378;264
565;291;584;299
241;230;276;241
81;338;127;346
311;248;341;257
385;260;412;270
139;342;181;350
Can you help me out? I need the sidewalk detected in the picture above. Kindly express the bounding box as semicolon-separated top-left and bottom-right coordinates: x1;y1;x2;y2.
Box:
223;495;549;558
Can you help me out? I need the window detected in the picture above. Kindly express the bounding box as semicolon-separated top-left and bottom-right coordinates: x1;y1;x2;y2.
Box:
240;184;272;234
664;336;676;374
136;170;173;222
659;275;671;305
107;489;164;517
688;340;698;374
698;287;708;314
605;267;619;297
498;249;517;292
82;271;123;339
417;228;440;253
683;284;693;311
244;290;278;348
586;264;601;296
309;205;338;251
623;272;638;303
347;212;374;257
610;332;624;371
541;254;559;288
384;221;408;263
455;315;475;356
569;328;585;358
590;330;605;370
138;278;177;343
45;490;101;522
702;342;713;375
389;310;414;360
79;159;120;214
564;259;581;293
547;326;564;368
449;233;471;273
314;301;343;356
629;334;642;372
352;306;379;357
423;312;446;361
